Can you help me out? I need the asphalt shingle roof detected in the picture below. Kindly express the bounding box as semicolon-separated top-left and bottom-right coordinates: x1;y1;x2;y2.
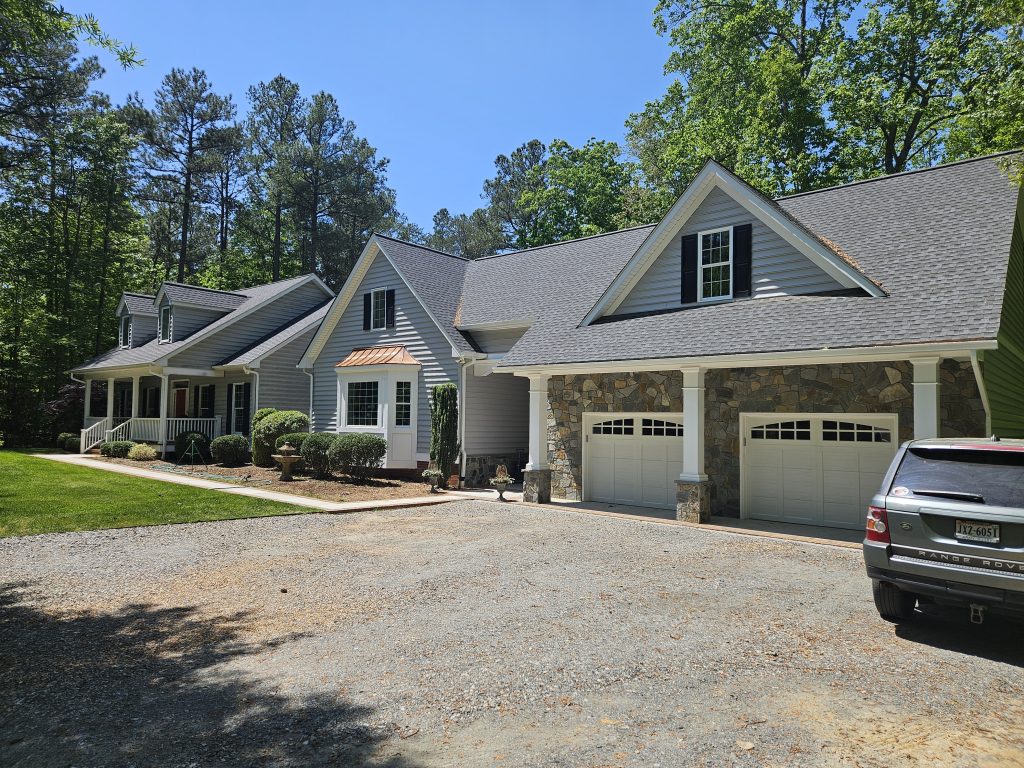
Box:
160;282;247;311
73;275;316;373
218;302;330;367
121;292;157;315
496;154;1020;367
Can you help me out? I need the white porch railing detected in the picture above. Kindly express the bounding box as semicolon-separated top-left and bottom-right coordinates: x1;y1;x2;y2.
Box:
166;417;223;442
84;416;107;428
129;418;161;443
105;421;131;442
80;417;110;453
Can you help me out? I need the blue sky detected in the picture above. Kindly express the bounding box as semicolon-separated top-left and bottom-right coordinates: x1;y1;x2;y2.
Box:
65;1;675;230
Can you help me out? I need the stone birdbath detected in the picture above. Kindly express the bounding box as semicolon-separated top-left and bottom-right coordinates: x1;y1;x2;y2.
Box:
272;441;301;481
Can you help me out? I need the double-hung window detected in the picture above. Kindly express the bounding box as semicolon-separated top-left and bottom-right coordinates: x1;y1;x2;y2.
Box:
698;227;732;302
119;315;131;348
395;381;412;427
347;381;379;426
371;289;387;330
159;305;172;342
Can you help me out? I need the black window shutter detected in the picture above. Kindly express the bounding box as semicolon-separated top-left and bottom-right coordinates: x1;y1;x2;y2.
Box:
385;289;396;328
241;382;252;436
362;293;371;330
681;233;698;304
733;223;753;298
206;384;215;418
226;386;233;434
193;386;199;417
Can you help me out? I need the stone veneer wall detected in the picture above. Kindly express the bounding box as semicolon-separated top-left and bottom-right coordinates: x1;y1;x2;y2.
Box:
547;360;985;515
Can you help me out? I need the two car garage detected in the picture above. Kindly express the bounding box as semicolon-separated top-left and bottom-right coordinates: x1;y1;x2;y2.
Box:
583;411;898;530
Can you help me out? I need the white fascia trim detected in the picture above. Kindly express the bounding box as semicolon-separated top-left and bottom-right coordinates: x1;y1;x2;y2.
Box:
582;162;884;325
496;340;998;376
298;237;460;367
334;363;422;375
155;274;325;367
74;364;164;379
163;367;222;377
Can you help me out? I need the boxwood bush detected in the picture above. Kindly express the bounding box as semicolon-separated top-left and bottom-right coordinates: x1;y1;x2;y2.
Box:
127;443;159;462
300;432;338;478
100;440;135;458
56;432;78;452
329;433;387;481
251;407;277;434
252;410;309;467
210;434;249;467
174;431;211;462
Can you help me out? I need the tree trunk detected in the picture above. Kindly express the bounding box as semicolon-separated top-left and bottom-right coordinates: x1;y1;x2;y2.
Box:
272;199;282;281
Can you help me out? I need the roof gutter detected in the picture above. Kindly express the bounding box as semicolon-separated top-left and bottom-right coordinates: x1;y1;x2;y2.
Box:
497;339;1000;376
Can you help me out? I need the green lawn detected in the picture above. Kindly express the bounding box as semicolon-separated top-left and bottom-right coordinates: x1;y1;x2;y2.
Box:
0;452;305;538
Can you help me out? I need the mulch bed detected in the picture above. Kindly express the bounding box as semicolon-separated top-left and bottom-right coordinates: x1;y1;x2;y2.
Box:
97;457;435;503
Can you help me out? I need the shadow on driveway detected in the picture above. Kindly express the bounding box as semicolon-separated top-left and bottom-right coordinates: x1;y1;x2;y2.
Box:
0;583;415;767
893;603;1024;668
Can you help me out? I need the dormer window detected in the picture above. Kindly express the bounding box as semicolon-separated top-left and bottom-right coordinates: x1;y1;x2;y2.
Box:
362;288;396;331
159;305;172;343
698;227;732;302
119;315;131;348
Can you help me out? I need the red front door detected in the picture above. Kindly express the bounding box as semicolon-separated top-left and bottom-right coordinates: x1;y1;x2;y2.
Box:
174;387;187;418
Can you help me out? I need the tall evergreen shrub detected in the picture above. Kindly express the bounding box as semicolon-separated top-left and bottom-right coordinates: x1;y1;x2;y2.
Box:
428;383;460;489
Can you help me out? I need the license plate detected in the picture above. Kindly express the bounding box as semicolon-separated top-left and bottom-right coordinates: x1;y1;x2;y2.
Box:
955;519;1000;544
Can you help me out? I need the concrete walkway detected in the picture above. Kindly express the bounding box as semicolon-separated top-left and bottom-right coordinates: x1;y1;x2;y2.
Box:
36;454;454;513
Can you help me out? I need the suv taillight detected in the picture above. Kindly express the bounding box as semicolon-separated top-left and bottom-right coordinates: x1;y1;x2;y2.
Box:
866;505;890;543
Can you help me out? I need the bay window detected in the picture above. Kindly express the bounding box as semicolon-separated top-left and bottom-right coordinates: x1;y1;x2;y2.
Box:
347;381;379;427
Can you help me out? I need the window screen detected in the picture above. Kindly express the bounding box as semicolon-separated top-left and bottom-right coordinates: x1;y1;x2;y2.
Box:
395;381;411;427
347;381;379;426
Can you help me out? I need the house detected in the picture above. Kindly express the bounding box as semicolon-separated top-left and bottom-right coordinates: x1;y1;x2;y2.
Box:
302;152;1024;531
71;275;333;454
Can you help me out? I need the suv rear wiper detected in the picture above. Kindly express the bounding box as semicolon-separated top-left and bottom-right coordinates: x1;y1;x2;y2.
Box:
911;489;985;503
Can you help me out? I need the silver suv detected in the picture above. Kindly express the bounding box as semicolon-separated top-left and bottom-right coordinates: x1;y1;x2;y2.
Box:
863;438;1024;625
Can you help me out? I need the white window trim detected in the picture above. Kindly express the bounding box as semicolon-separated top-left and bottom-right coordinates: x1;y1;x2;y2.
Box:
231;382;248;436
119;315;131;349
696;226;733;304
394;380;413;428
335;364;421;463
159;305;172;343
370;288;388;330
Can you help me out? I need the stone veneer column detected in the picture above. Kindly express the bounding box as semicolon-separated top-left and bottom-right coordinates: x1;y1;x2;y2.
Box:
677;367;710;523
522;374;551;503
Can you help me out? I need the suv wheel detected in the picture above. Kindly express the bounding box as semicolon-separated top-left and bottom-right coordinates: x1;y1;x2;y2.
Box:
872;580;917;622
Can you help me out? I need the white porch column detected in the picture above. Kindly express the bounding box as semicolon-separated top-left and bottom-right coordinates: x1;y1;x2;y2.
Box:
679;367;707;482
83;378;92;421
106;377;115;420
130;376;140;419
525;374;550;471
158;374;169;455
677;366;710;523
911;357;941;439
522;373;552;504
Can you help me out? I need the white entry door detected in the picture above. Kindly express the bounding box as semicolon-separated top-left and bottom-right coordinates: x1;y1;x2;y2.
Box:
584;414;684;509
741;414;898;529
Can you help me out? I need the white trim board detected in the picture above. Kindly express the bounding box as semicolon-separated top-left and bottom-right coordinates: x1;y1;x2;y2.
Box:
582;160;885;325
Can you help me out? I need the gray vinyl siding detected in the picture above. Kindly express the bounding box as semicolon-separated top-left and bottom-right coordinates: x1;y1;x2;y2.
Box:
311;252;459;455
986;195;1024;437
129;314;158;347
257;327;316;415
464;371;528;455
169;282;328;369
165;301;226;342
471;327;526;355
615;187;843;315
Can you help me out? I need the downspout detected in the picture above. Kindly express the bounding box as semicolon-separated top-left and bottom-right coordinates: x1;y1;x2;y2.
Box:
458;357;469;488
970;350;993;436
243;366;260;416
302;368;314;431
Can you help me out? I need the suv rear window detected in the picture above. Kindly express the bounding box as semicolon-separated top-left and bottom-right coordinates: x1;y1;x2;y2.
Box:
890;447;1024;509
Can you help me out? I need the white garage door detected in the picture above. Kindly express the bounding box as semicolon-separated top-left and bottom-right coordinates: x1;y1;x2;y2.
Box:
585;414;684;509
742;414;898;529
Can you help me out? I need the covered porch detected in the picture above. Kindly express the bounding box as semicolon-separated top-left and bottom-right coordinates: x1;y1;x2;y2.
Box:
78;368;252;454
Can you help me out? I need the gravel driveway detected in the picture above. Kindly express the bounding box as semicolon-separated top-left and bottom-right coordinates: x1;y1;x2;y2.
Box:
2;500;1022;767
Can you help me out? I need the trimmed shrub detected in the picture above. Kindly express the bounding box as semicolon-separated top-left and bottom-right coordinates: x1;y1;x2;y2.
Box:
329;433;387;482
428;383;460;488
211;434;249;467
100;440;135;458
127;443;158;462
57;432;78;452
252;410;309;467
174;431;211;462
251;407;277;434
300;432;338;478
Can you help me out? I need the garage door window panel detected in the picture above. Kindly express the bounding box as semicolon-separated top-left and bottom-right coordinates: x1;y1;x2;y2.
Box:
641;418;683;437
750;420;811;441
593;418;635;436
822;420;891;443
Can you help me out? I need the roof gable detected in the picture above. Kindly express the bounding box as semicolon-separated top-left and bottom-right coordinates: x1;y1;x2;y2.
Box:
583;160;885;325
117;292;157;316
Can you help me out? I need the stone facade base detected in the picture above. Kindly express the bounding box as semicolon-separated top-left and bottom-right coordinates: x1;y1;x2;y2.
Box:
523;469;552;504
464;453;524;488
676;480;711;523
